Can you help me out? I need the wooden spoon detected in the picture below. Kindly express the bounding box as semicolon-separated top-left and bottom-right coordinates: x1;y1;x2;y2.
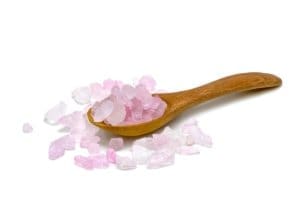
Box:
87;72;282;137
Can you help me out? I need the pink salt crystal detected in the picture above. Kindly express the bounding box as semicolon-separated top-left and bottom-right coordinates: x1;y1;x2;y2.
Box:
92;99;114;122
74;155;94;170
48;135;75;160
60;112;98;139
176;146;200;155
49;145;64;160
130;98;143;121
90;83;110;102
61;135;76;150
135;84;152;103
138;75;156;92
22;123;33;133
91;155;109;169
106;148;116;163
147;150;175;169
121;84;136;100
72;86;91;105
80;135;100;148
196;133;213;148
48;141;65;160
152;133;170;149
108;137;124;150
59;111;83;129
152;100;167;118
106;101;126;125
133;137;154;150
146;96;162;111
103;79;123;90
116;156;137;170
181;120;212;148
132;145;153;165
44;101;67;125
87;143;101;154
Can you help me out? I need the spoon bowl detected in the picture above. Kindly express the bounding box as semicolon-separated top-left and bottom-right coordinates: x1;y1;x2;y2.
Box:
87;72;282;136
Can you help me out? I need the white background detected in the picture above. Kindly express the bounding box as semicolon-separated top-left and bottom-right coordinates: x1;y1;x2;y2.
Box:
0;0;299;199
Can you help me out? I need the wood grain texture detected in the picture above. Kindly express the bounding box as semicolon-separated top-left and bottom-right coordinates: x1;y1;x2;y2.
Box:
87;72;282;137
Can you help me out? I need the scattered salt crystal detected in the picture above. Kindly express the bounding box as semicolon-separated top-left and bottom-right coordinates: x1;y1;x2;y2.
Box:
62;135;76;150
74;155;94;170
116;156;137;170
133;137;154;149
176;146;200;155
22;123;33;133
80;135;101;148
48;135;75;160
91;154;109;169
48;142;65;160
72;86;91;105
106;148;116;163
74;154;109;170
147;149;175;169
108;137;124;150
182;120;212;148
87;143;101;154
132;145;153;165
44;101;67;125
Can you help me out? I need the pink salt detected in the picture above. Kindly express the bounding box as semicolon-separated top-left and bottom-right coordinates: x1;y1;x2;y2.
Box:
108;138;124;150
48;135;75;160
116;156;137;170
22;123;33;133
106;148;116;163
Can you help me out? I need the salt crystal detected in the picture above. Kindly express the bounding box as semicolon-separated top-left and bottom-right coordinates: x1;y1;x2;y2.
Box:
152;100;167;118
22;123;33;133
176;146;200;155
90;83;110;102
147;149;175;169
91;155;109;169
44;101;67;125
74;155;94;170
181;120;212;148
92;99;114;122
61;135;76;150
72;87;91;105
106;101;126;125
102;79;117;90
121;84;136;100
48;135;75;160
135;84;152;103
108;137;124;150
138;75;156;92
87;143;101;154
116;156;137;170
133;137;154;150
106;148;116;163
48;142;65;160
80;135;100;148
130;98;143;121
132;145;153;165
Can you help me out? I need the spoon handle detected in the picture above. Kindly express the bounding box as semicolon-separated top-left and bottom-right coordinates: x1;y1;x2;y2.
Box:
161;72;282;111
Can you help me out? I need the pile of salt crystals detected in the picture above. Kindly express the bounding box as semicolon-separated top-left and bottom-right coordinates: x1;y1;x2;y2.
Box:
74;76;167;125
40;76;212;170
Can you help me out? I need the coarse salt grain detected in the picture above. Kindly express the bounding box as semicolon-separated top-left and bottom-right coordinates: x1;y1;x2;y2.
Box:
22;123;33;133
